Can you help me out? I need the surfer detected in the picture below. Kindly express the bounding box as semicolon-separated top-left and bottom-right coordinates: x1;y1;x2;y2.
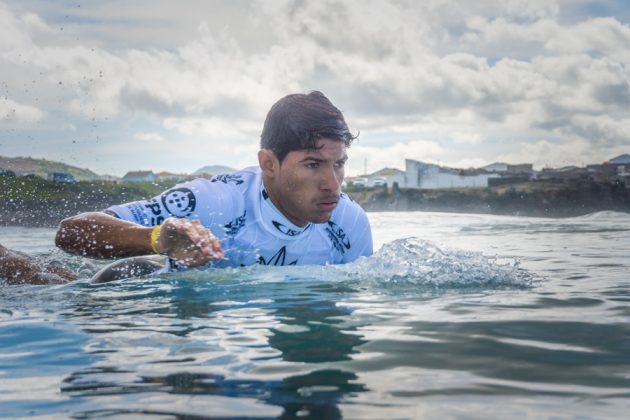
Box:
1;91;371;284
43;91;369;282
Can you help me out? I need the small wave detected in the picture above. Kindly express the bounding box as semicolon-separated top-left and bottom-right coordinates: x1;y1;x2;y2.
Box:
459;210;630;235
460;223;630;234
568;210;630;221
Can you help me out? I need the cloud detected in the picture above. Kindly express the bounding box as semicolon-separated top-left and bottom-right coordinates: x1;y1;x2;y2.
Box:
134;132;165;142
0;3;32;50
1;0;629;175
0;97;44;124
565;114;630;148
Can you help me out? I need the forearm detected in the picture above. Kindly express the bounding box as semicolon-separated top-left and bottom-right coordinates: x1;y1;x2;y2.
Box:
0;245;26;282
55;212;154;259
0;244;74;284
0;250;40;284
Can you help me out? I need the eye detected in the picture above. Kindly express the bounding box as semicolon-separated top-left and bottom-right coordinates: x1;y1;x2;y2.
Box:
306;162;320;169
335;160;346;168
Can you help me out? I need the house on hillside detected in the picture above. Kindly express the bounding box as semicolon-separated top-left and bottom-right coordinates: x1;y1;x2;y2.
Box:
99;174;121;183
405;159;500;189
122;170;157;183
156;171;187;182
483;162;533;174
482;162;508;172
506;163;533;174
366;167;406;188
47;172;76;184
608;154;630;165
581;154;630;183
606;154;630;177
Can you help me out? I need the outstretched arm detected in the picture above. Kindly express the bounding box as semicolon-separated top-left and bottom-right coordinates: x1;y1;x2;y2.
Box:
0;244;76;285
55;212;223;267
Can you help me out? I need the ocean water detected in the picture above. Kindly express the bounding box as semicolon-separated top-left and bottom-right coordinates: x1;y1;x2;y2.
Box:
1;210;629;419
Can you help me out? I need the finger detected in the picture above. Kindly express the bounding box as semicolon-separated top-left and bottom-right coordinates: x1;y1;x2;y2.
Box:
180;249;211;267
195;241;220;259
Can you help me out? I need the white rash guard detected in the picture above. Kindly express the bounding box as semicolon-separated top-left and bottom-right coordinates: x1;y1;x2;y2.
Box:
105;167;373;269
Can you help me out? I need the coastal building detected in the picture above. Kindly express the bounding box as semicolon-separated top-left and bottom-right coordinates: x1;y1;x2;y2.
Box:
366;167;406;188
482;162;509;172
99;174;121;183
156;171;188;182
47;172;76;184
483;162;533;174
506;163;534;174
580;155;630;183
122;170;157;183
606;154;630;177
405;159;500;189
608;154;630;165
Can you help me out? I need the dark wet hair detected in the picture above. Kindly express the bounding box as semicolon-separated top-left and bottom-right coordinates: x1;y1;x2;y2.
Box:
260;91;357;162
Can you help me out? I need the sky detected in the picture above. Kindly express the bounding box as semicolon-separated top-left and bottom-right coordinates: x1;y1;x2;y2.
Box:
1;0;629;177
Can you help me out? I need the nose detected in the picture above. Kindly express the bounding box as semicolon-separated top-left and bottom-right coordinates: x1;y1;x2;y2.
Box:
320;166;341;191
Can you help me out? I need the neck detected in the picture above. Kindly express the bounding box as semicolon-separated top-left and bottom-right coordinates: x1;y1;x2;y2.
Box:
261;179;307;227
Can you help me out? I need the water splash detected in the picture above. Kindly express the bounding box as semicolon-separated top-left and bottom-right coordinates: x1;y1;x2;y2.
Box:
338;238;535;289
2;238;535;292
174;238;536;291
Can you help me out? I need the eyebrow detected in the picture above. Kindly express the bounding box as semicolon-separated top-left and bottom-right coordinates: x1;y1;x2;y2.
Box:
299;155;348;164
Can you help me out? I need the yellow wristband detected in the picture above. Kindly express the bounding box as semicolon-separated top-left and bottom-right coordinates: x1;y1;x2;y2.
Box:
150;225;162;254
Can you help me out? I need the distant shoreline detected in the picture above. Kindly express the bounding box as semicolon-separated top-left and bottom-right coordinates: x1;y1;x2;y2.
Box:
2;176;629;228
350;180;630;218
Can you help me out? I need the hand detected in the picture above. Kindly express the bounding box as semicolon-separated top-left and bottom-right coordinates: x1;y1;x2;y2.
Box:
155;218;224;267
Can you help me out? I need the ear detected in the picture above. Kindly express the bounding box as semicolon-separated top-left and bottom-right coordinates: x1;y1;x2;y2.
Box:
258;149;278;176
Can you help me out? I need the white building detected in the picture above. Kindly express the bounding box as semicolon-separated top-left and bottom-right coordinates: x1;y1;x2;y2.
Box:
482;162;509;172
405;159;500;189
607;154;630;176
156;171;188;182
122;170;157;183
483;162;533;174
366;167;406;187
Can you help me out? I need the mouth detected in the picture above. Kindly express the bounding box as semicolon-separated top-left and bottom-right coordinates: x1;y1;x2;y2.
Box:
317;197;339;212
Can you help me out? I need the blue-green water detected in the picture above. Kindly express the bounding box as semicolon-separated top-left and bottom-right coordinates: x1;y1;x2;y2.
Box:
1;211;630;419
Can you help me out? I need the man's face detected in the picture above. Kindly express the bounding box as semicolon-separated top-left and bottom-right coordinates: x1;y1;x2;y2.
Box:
265;138;347;227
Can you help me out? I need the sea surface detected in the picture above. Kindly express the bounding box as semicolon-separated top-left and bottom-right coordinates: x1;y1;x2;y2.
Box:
1;210;629;419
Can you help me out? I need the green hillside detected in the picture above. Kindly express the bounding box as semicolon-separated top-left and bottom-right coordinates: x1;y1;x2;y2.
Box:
0;155;101;181
0;176;174;227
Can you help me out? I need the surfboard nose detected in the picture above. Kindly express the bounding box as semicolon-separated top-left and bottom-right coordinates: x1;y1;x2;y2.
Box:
90;255;168;283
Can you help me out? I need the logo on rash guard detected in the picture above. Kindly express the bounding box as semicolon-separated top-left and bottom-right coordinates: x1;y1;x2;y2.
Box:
272;220;307;237
257;246;297;266
225;211;247;236
212;174;244;185
326;221;351;254
143;200;165;226
161;188;196;217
